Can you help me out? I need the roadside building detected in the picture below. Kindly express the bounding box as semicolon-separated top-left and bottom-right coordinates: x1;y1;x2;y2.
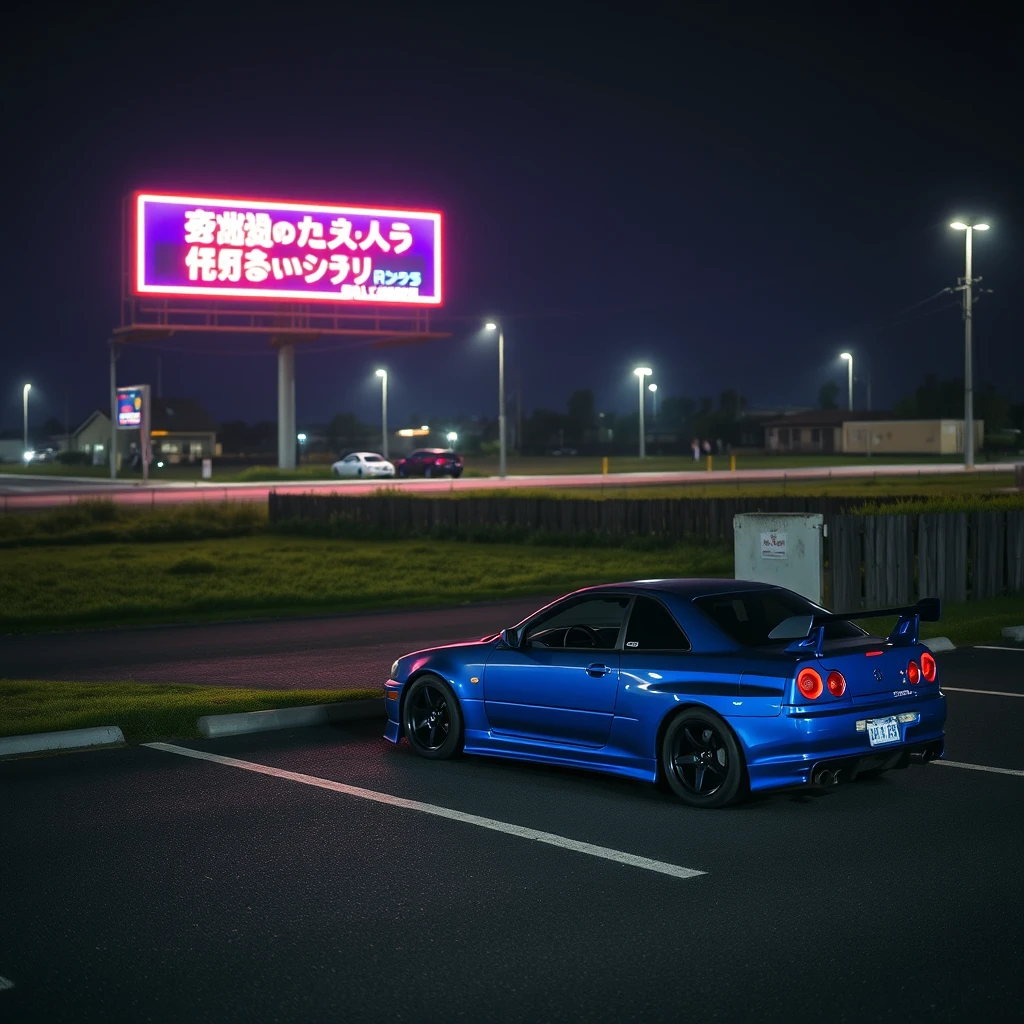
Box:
72;398;220;465
763;410;984;455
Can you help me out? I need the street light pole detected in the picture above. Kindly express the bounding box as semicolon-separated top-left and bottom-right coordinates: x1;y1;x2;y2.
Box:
840;352;853;411
22;383;31;453
649;382;658;420
950;221;988;469
485;322;507;478
375;369;388;459
634;367;652;459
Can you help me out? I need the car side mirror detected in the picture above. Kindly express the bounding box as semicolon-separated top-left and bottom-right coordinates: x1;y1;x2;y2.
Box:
500;627;521;649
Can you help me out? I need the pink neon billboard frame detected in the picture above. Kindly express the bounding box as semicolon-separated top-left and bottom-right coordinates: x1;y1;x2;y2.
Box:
133;191;443;306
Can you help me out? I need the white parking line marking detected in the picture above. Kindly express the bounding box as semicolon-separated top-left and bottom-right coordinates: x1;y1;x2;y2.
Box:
0;975;14;991
973;645;1024;652
144;742;705;882
942;686;1024;698
933;761;1024;778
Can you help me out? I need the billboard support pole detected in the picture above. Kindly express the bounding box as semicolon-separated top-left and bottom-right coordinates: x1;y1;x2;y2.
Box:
278;344;296;471
109;340;119;480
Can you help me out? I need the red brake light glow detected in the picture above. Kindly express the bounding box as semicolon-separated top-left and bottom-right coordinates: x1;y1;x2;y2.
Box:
435;458;446;465
865;650;884;657
797;667;823;700
921;651;937;682
827;670;847;697
907;659;920;684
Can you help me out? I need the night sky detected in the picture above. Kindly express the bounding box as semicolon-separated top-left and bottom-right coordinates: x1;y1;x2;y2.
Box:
2;3;1020;433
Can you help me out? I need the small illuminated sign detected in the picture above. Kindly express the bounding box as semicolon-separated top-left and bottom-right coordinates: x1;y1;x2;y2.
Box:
117;387;145;428
134;193;442;305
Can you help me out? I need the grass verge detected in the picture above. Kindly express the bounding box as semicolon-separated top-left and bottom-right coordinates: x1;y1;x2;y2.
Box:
0;535;733;633
0;681;379;744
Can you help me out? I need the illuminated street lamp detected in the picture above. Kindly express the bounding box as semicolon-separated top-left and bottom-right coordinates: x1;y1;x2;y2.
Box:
634;367;652;458
375;368;388;459
484;321;506;478
648;382;658;420
950;220;990;469
22;383;31;455
446;431;458;444
839;352;853;411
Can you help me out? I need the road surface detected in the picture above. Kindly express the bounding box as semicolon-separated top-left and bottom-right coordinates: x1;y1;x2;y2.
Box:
0;460;1015;510
1;644;1021;1022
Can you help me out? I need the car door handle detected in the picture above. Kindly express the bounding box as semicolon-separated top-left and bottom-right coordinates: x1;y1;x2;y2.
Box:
586;663;612;677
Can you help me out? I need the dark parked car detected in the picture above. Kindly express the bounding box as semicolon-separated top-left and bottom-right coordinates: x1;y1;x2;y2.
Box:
395;448;464;478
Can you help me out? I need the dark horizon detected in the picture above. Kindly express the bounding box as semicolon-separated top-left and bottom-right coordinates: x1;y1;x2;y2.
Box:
2;3;1020;433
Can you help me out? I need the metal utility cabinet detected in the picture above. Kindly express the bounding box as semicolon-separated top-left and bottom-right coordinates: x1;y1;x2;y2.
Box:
733;513;825;604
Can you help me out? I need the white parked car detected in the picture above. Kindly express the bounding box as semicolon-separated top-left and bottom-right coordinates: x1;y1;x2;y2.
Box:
331;452;396;479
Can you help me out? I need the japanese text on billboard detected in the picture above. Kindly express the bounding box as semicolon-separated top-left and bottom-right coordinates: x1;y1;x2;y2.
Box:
134;194;442;305
117;387;144;429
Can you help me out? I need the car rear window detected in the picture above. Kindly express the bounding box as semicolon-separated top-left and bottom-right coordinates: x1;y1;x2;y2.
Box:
363;455;383;462
694;590;865;647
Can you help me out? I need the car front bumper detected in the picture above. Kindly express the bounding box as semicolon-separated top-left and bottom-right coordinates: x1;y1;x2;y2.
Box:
741;691;947;792
383;679;402;742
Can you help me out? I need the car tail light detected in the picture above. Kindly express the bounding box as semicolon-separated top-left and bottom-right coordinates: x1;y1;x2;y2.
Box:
827;670;846;697
435;458;446;465
797;667;823;700
907;659;920;684
921;651;936;682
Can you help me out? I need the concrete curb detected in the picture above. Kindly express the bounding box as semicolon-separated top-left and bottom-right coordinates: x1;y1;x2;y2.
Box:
0;725;125;758
923;636;956;653
198;697;385;739
1000;626;1024;643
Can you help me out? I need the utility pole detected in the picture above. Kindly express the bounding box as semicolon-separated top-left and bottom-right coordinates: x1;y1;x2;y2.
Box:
950;220;990;469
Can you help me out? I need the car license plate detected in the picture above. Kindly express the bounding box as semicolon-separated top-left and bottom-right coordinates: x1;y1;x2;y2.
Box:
866;717;901;746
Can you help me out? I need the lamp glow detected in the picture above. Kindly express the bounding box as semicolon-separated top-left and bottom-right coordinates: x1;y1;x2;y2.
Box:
840;352;852;361
950;222;968;230
485;322;497;331
634;366;652;377
375;368;386;378
297;433;307;443
648;383;657;392
446;431;458;443
421;425;429;431
974;223;990;230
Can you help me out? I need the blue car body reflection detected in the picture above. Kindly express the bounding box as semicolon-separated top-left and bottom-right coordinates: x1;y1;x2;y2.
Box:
384;580;946;804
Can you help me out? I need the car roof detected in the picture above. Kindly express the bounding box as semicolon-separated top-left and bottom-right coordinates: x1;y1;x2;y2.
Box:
575;579;780;600
411;448;455;454
348;452;384;458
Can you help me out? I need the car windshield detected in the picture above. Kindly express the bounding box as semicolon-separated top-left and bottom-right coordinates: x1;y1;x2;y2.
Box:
693;589;865;647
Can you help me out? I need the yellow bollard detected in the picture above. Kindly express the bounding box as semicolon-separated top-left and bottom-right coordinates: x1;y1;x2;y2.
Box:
730;453;736;472
602;456;609;475
706;454;713;472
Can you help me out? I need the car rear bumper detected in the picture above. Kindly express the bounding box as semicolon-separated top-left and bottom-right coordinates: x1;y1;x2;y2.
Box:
743;691;946;791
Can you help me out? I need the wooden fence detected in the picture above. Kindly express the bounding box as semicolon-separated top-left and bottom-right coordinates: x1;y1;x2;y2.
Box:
270;492;909;546
269;494;1024;604
829;510;1024;607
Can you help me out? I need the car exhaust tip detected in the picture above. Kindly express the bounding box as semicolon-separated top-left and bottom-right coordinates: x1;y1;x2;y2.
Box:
832;769;843;785
814;769;834;786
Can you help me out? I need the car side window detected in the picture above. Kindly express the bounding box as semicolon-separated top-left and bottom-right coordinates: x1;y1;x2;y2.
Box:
524;595;630;650
344;455;359;463
623;596;690;652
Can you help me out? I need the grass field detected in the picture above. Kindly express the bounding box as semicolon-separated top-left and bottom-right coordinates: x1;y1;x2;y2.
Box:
0;535;733;632
438;473;1019;502
0;681;378;743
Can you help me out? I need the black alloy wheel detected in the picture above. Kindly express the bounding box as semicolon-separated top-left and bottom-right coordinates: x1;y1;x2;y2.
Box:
661;709;744;808
402;675;463;760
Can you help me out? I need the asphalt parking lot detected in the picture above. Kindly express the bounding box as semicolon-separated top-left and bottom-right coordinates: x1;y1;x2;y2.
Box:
1;648;1022;1022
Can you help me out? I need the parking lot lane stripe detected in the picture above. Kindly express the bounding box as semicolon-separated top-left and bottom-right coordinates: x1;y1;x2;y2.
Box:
0;975;14;991
933;760;1024;778
143;742;705;882
942;686;1024;698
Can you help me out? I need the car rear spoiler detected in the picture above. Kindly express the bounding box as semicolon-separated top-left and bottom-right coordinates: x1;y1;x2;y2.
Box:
769;598;942;656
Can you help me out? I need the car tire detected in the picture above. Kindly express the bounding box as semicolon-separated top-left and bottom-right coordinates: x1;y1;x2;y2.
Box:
424;466;433;478
357;468;363;477
402;675;463;760
452;470;462;478
661;708;745;808
399;466;407;478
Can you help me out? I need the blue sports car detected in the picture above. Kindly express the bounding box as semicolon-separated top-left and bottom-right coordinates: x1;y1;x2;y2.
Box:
383;580;946;807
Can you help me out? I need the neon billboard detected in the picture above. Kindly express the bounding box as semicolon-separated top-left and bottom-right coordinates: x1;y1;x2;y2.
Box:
134;193;442;305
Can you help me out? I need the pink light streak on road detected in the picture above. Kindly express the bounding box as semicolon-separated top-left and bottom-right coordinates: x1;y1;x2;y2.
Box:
0;463;1014;512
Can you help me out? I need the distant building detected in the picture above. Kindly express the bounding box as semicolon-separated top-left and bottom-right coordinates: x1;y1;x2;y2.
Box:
763;410;984;455
73;398;220;464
